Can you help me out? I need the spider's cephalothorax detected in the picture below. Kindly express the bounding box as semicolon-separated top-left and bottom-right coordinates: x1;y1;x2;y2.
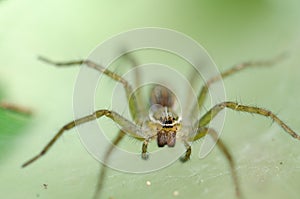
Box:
148;85;182;147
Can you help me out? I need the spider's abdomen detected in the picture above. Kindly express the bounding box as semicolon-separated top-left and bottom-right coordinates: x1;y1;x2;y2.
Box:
150;85;175;108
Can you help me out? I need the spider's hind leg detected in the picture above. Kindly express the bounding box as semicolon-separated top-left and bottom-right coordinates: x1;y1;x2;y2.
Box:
193;127;242;199
93;130;126;199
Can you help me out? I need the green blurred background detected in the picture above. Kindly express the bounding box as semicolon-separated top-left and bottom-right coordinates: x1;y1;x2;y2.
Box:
1;0;300;199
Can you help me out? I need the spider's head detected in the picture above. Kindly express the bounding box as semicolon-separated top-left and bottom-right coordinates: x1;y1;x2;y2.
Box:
149;105;181;147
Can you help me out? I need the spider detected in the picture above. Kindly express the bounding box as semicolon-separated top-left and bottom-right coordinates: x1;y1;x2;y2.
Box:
22;53;300;199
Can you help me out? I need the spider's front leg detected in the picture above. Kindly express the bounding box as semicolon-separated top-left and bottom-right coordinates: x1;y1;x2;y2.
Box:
194;101;299;199
180;126;209;163
199;101;300;140
22;109;142;167
141;139;150;160
180;141;191;162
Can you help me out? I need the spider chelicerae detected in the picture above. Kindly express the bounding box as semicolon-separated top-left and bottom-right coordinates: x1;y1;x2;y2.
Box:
22;53;300;199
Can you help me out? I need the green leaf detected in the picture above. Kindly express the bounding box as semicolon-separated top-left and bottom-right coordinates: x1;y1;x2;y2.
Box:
0;106;31;160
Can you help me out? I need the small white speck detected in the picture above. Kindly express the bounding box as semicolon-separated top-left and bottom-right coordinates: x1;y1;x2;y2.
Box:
146;181;151;186
173;190;179;196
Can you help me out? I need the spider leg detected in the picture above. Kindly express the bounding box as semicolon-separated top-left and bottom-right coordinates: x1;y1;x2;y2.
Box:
38;56;142;122
141;139;150;160
121;52;141;88
190;53;286;116
22;109;142;168
192;127;242;199
93;130;126;199
120;52;147;121
198;101;300;140
180;140;191;162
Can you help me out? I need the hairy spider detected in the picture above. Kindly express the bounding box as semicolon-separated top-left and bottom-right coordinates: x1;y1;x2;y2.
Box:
22;54;300;199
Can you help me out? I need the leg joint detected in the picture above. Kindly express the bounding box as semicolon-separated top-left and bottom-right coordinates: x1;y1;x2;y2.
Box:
95;109;111;118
